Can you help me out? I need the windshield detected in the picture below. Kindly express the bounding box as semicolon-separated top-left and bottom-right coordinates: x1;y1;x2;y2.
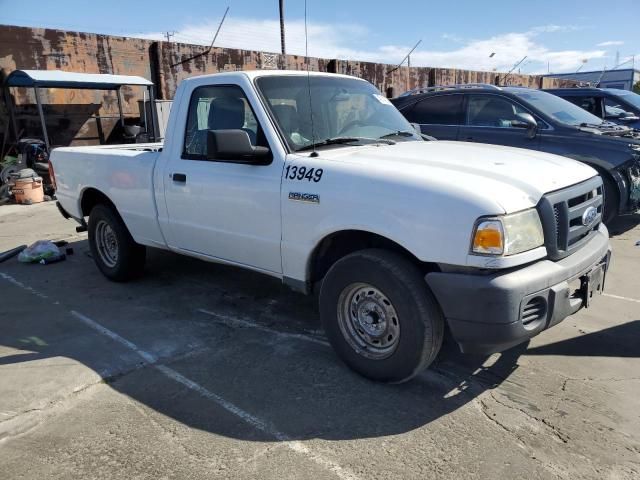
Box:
509;89;604;126
256;75;421;151
608;89;640;110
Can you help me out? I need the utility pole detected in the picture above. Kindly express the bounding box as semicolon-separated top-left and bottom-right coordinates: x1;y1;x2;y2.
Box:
279;0;286;55
164;31;175;42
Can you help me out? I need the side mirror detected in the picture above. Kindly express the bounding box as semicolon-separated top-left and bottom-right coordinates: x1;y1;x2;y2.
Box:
511;112;538;139
207;129;271;163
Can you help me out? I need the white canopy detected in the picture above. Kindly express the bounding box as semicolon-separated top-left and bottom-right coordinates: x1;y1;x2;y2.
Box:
5;70;153;89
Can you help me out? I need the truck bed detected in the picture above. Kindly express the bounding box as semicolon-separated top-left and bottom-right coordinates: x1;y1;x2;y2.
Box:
50;143;167;248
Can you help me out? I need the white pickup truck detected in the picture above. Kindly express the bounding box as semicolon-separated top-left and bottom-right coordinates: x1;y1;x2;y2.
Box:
51;70;611;382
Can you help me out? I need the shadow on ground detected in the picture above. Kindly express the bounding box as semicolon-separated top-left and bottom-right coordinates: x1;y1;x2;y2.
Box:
525;320;640;358
0;237;635;442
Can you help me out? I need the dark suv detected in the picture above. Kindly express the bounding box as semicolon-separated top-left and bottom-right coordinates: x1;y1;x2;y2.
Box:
391;84;640;223
544;88;640;129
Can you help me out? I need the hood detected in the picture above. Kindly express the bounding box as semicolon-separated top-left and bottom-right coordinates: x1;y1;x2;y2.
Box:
577;122;640;141
315;140;597;213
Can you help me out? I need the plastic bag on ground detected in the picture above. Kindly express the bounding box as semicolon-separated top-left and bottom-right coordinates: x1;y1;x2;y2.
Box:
18;240;61;263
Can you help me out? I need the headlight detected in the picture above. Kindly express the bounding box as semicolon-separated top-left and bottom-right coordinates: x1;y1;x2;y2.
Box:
471;208;544;256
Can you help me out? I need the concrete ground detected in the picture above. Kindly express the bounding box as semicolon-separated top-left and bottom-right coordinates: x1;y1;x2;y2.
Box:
0;201;639;479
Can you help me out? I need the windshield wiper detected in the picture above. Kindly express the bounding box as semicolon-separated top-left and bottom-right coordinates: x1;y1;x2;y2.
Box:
296;136;394;152
378;130;416;139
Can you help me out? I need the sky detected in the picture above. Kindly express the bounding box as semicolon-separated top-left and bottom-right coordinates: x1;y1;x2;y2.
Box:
1;0;638;74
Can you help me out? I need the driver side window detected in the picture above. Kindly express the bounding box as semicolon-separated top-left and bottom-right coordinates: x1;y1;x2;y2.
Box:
604;97;634;119
467;95;528;128
183;85;266;160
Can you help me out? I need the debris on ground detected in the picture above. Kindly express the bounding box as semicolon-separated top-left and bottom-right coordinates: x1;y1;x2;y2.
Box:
39;253;66;265
17;240;64;264
0;244;27;263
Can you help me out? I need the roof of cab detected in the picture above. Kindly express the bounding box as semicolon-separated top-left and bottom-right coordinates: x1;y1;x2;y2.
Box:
181;69;366;83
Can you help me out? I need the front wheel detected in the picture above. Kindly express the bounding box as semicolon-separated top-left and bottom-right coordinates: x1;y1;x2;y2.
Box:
319;249;444;383
88;204;146;281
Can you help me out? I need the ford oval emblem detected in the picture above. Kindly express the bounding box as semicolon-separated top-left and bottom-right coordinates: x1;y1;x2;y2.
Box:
582;206;598;226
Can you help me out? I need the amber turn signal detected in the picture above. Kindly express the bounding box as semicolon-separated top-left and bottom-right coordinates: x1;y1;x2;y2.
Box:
472;220;504;255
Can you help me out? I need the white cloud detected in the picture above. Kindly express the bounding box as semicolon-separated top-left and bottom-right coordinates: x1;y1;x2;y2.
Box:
596;40;624;47
441;33;465;44
529;24;583;34
133;17;606;74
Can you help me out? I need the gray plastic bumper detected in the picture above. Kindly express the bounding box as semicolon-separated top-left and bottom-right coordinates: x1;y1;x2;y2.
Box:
425;226;611;355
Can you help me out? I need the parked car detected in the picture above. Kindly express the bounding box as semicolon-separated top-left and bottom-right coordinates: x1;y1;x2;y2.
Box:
51;71;611;383
544;87;640;129
391;84;640;223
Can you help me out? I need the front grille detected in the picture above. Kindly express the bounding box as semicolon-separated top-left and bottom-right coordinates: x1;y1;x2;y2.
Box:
537;176;603;261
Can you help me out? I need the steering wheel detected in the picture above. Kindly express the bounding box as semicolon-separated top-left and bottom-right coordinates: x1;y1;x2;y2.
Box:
338;119;368;136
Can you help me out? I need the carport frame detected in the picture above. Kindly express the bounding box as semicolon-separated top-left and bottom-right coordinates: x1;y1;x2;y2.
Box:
3;69;158;150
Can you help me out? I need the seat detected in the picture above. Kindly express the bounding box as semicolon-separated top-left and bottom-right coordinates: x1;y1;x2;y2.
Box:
473;100;516;127
186;96;259;156
208;97;256;144
271;104;298;138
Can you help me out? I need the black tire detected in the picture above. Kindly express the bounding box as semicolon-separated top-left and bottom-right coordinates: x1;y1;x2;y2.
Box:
319;249;444;383
88;204;146;281
601;173;619;225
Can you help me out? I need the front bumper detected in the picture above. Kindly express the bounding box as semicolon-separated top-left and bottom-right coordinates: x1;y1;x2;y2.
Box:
425;224;611;355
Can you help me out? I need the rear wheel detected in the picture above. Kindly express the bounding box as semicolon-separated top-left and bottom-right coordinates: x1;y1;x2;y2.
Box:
88;204;145;281
319;249;444;383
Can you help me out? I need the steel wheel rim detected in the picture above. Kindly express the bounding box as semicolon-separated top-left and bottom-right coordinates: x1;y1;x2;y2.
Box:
95;220;119;268
337;282;400;360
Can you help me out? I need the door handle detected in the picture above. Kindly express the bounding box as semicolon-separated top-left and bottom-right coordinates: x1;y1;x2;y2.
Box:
172;173;187;183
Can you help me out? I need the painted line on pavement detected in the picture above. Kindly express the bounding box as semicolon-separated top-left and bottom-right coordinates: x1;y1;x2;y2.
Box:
603;293;640;304
0;272;49;300
197;308;330;347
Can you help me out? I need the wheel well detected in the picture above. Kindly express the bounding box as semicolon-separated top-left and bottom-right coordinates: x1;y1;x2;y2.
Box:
80;188;116;217
592;167;621;205
596;168;619;191
308;230;437;287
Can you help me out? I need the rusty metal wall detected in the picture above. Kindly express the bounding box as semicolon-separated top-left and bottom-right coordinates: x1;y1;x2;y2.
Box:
0;25;153;146
0;24;578;148
154;42;332;100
